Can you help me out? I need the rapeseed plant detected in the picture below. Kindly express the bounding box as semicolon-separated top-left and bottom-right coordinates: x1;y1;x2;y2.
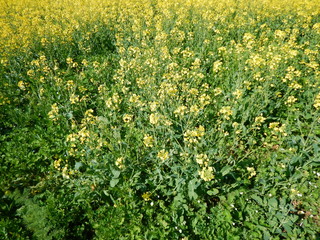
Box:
1;0;320;238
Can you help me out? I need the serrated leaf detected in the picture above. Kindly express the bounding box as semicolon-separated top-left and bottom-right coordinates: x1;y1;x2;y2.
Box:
268;197;278;209
282;222;292;235
267;217;278;227
263;230;271;240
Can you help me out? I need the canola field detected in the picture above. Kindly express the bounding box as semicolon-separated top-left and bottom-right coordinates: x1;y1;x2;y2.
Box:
1;0;320;239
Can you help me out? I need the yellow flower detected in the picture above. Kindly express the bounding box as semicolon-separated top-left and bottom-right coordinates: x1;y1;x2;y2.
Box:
48;103;59;121
142;192;152;201
157;149;169;161
269;122;287;135
255;115;266;124
70;94;79;104
66;57;73;65
39;55;47;62
184;126;205;143
116;157;125;169
143;134;154;147
219;106;233;120
18;81;26;90
269;122;280;129
188;88;199;96
198;167;215;181
149;101;158;112
112;93;121;104
123;114;133;123
232;89;243;99
62;165;70;179
274;29;286;40
78;127;90;143
288;82;302;90
199;94;211;107
150;113;160;125
247;167;256;179
313;93;320;110
129;94;143;106
290;188;302;196
190;105;200;114
164;119;173;126
54;159;62;170
174;105;188;116
285;96;297;106
232;122;239;128
213;87;223;96
213;60;223;73
191;58;201;69
82;59;88;66
27;69;35;77
218;46;227;53
196;154;209;166
66;133;77;143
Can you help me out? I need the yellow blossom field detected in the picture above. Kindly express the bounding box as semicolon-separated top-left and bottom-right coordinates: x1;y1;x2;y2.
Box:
1;0;320;238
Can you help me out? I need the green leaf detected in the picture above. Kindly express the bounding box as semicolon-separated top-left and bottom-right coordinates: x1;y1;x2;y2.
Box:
263;230;271;240
268;197;278;209
251;194;263;206
221;165;232;176
173;193;185;206
188;179;198;200
103;190;109;196
110;178;119;187
111;168;121;178
74;161;83;170
207;188;219;196
282;221;293;235
267;217;278;227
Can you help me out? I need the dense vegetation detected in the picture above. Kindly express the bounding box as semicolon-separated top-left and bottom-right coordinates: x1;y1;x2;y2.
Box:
1;0;320;239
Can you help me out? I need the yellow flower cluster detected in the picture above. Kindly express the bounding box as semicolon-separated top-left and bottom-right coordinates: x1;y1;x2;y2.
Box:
314;93;320;110
149;113;160;125
195;154;214;181
198;167;215;182
195;154;209;166
269;122;287;136
285;96;298;106
247;167;256;179
219;106;233;120
142;192;152;201
2;0;320;194
48;103;59;121
53;158;74;179
253;115;266;130
18;81;27;91
213;60;223;73
123;114;133;123
143;135;154;147
184;126;205;144
174;105;188;117
65;109;105;159
116;157;125;169
157;150;169;161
